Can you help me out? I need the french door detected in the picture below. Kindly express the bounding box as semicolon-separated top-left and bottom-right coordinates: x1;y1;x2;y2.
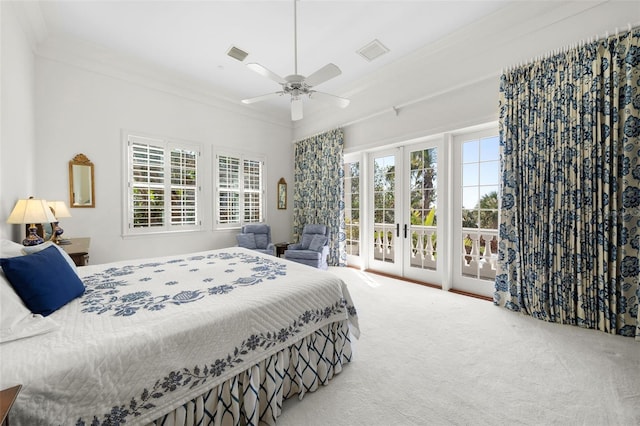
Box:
368;140;444;284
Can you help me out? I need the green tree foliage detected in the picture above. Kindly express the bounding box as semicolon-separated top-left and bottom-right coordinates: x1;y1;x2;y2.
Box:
462;191;498;229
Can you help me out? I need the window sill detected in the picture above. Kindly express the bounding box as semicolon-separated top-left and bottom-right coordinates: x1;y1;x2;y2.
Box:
121;228;203;239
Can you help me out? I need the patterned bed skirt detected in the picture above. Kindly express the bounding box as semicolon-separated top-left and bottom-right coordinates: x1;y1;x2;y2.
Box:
147;319;353;426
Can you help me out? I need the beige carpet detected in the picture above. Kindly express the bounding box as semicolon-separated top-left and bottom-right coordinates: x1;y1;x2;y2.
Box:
277;267;640;426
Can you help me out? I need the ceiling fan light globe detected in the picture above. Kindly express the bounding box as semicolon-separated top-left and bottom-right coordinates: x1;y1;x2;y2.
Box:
291;98;303;121
339;98;350;108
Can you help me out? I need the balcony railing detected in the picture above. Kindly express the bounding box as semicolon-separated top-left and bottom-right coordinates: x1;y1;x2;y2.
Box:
354;223;498;281
462;227;498;281
373;223;437;270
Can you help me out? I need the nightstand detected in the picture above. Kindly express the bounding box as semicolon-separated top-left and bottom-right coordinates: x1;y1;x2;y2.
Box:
0;384;21;426
60;237;91;266
274;242;289;258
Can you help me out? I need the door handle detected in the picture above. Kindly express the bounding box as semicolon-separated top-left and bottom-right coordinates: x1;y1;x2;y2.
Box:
404;224;408;238
396;223;400;238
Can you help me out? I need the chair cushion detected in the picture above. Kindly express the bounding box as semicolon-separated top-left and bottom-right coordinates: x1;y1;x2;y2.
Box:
301;234;314;249
0;245;85;317
303;224;327;235
285;249;322;260
236;233;257;249
254;233;269;249
309;235;328;252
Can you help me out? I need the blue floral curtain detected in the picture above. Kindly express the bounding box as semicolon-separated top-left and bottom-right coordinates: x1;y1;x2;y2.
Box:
495;29;640;340
293;129;346;266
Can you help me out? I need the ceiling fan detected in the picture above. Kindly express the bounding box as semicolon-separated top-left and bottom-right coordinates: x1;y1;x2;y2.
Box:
241;0;350;121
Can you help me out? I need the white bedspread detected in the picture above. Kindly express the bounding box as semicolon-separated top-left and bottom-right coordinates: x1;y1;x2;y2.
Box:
0;248;359;425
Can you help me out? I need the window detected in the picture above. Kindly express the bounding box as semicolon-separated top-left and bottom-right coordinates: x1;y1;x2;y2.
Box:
125;134;201;235
215;152;265;228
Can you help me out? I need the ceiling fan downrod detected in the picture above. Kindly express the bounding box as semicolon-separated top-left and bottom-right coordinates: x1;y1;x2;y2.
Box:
293;0;298;76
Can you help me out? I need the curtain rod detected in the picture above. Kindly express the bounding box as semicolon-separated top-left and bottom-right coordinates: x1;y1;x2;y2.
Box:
292;127;343;144
504;21;640;73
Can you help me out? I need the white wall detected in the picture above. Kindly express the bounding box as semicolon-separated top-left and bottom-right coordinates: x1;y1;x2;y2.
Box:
0;2;38;241
33;57;294;264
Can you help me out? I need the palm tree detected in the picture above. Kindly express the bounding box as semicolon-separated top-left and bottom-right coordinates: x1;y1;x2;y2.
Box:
409;148;437;225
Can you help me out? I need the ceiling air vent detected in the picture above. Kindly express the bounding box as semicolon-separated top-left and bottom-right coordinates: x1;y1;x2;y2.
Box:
227;46;249;62
357;39;389;62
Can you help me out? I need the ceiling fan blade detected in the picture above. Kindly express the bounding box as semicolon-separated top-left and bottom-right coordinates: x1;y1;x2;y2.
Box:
309;91;350;108
291;98;303;121
305;63;342;87
246;63;287;85
241;92;283;104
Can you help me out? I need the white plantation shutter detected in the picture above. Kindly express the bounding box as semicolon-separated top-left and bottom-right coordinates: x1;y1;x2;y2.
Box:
170;148;198;225
243;159;262;223
217;155;241;224
131;140;165;228
216;153;264;227
126;134;200;234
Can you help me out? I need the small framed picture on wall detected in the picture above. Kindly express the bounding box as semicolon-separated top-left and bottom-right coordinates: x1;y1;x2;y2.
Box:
277;178;287;209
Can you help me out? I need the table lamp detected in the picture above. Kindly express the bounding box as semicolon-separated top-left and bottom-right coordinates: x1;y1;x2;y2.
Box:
47;201;72;244
6;198;57;246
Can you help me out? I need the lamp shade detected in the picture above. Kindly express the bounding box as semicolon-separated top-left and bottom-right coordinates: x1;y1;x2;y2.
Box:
7;199;57;224
47;201;72;219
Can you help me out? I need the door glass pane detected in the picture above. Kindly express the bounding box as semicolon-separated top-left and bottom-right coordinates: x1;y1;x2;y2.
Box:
344;161;360;257
462;187;479;210
408;147;437;271
460;137;500;281
373;155;396;263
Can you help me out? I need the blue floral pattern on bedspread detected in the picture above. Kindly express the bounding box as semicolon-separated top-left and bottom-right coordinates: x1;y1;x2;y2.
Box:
75;298;353;426
80;251;287;316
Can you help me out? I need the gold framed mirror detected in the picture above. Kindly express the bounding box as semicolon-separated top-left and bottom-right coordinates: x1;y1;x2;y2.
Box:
277;177;287;210
69;153;95;208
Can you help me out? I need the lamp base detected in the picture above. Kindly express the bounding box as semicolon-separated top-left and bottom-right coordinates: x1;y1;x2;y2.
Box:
23;224;44;246
50;222;64;244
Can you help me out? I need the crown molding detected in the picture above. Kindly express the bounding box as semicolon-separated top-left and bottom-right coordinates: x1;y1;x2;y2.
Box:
9;0;294;129
35;34;293;130
6;0;48;52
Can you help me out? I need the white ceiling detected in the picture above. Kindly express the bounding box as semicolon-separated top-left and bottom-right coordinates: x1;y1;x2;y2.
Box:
31;0;512;118
16;0;639;127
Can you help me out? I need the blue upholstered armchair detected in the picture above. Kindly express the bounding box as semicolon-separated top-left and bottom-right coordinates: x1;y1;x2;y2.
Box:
284;224;330;269
236;224;275;256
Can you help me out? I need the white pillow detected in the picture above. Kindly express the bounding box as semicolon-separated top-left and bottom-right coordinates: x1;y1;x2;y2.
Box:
0;274;59;342
1;239;25;258
22;241;78;272
0;243;60;343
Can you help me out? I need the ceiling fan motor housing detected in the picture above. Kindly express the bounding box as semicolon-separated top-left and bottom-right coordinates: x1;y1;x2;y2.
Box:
283;74;311;98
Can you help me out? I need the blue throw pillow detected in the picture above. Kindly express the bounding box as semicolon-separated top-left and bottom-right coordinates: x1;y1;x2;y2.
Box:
0;245;85;317
308;235;328;252
22;241;77;272
237;233;257;249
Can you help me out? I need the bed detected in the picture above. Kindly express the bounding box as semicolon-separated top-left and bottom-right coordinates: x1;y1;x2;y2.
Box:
0;244;359;425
